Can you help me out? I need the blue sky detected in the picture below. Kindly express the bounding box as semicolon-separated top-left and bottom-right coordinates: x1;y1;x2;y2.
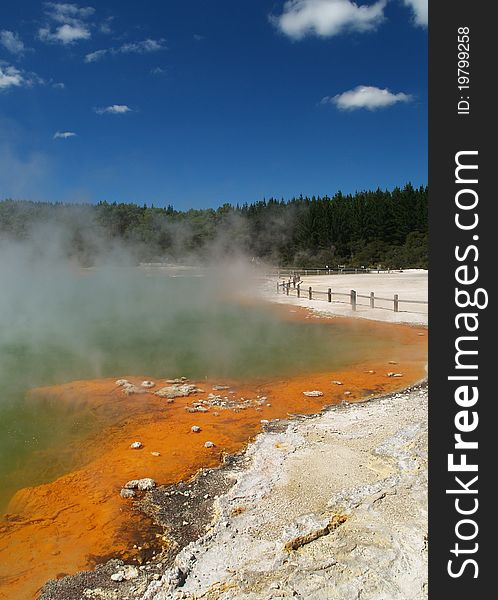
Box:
1;1;427;209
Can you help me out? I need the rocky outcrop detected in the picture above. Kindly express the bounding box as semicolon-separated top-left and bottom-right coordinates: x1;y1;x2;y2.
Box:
124;478;157;492
154;385;202;399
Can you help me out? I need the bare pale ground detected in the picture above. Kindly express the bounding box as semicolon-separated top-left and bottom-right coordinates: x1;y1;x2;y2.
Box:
264;270;428;326
143;384;428;600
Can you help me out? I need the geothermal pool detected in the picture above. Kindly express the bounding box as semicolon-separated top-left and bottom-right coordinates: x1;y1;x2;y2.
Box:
0;270;390;509
0;269;427;599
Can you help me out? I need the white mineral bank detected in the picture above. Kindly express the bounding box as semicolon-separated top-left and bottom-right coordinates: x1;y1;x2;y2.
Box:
144;385;428;600
265;270;428;326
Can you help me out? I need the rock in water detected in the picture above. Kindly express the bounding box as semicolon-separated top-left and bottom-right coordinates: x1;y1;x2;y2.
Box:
124;480;140;489
303;390;324;397
137;478;156;491
141;380;155;388
185;404;209;413
155;384;201;399
191;425;201;433
130;441;143;449
122;383;146;396
124;478;156;491
120;488;135;499
204;441;215;448
165;377;188;384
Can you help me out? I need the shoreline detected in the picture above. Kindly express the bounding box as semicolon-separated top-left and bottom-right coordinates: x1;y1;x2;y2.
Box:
148;380;428;600
39;379;428;600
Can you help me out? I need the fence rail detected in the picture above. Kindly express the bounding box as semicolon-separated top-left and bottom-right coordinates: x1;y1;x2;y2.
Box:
274;267;372;278
271;267;408;278
276;281;427;314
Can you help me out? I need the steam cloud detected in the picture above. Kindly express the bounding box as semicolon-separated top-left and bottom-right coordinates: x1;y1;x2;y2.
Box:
0;216;261;390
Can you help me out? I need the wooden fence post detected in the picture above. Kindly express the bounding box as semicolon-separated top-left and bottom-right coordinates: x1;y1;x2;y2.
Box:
286;283;290;296
308;286;312;300
328;288;332;302
351;289;357;311
297;286;300;298
277;282;280;294
370;292;375;308
394;294;399;312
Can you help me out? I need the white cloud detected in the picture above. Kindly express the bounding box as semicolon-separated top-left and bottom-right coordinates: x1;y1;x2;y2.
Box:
53;131;77;139
0;64;42;91
39;2;95;45
44;2;95;25
402;0;427;27
150;66;166;76
84;38;166;63
271;0;387;39
120;38;166;53
0;30;25;55
84;49;108;62
39;23;90;44
323;85;412;110
95;104;132;115
0;66;23;90
52;81;66;89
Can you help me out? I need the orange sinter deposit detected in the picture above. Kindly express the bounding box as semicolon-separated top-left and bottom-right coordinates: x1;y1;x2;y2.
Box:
0;311;427;600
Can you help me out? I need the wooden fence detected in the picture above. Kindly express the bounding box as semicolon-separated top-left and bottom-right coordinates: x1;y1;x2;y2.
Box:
275;267;372;277
276;281;428;313
272;267;408;278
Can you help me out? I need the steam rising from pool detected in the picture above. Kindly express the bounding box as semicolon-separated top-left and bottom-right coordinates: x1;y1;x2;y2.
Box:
0;230;388;508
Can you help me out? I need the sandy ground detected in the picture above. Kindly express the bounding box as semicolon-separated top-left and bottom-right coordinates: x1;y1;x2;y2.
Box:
264;270;428;326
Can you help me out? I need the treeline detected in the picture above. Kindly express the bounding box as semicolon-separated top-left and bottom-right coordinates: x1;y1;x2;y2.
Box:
0;184;427;268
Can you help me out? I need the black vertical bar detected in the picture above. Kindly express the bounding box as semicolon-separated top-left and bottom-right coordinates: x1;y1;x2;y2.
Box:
430;1;492;597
